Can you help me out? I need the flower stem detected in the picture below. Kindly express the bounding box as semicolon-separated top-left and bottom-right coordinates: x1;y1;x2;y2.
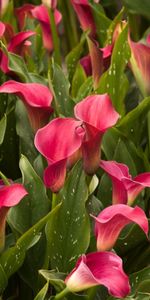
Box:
54;287;70;300
0;171;10;185
49;8;61;65
86;286;98;300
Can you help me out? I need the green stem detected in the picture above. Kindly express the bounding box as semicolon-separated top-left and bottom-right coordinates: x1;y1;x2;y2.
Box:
54;287;70;300
60;0;78;50
0;171;10;186
49;8;61;65
86;286;98;300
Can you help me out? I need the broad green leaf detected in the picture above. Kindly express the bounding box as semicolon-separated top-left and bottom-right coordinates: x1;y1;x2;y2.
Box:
8;53;31;82
0;114;7;145
130;266;150;295
89;2;111;46
50;62;74;116
15;100;37;163
8;155;50;234
102;128;120;160
45;161;90;272
0;205;61;294
0;99;20;179
123;0;150;19
34;282;49;300
115;222;148;257
117;96;150;141
66;33;86;82
113;139;137;176
97;24;130;114
71;64;86;98
76;77;93;102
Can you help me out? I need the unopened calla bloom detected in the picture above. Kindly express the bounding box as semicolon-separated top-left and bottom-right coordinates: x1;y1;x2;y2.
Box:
93;204;148;251
42;0;57;9
71;0;96;37
0;179;27;251
31;4;62;51
0;0;9;16
65;251;130;298
0;80;53;131
35;94;119;192
0;22;35;74
129;34;150;97
100;160;150;205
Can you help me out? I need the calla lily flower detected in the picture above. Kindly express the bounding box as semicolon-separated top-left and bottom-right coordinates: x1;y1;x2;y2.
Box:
15;4;35;30
65;251;130;298
129;34;150;97
35;94;119;192
71;0;96;37
0;179;27;251
0;80;53;132
0;22;35;74
100;160;150;205
93;204;149;251
31;4;62;51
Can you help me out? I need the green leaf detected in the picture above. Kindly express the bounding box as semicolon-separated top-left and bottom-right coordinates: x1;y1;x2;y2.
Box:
39;270;66;292
50;62;74;116
15;100;37;163
0;205;61;294
123;0;150;19
71;64;86;98
8;155;50;234
66;33;86;82
0;114;7;145
113;139;137;176
45;161;90;272
97;24;130;114
8;53;31;82
130;266;150;295
34;282;49;300
106;7;125;44
76;77;93;103
89;2;111;46
117;96;150;140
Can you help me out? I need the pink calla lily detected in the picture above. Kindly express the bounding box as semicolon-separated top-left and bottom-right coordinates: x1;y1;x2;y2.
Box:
92;204;149;251
15;4;35;30
71;0;96;37
35;118;85;192
0;180;27;251
31;4;62;51
65;251;130;298
100;160;150;205
129;34;150;96
35;94;119;192
0;23;35;74
0;80;53;131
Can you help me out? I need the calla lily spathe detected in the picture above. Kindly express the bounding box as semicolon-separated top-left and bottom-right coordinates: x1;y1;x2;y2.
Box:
0;180;27;251
0;21;35;74
100;160;150;205
71;0;96;37
129;34;150;97
65;251;130;298
35;94;119;192
93;204;149;251
0;80;53;131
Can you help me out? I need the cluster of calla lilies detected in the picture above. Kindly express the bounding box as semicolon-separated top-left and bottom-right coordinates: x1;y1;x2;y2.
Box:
0;0;150;299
